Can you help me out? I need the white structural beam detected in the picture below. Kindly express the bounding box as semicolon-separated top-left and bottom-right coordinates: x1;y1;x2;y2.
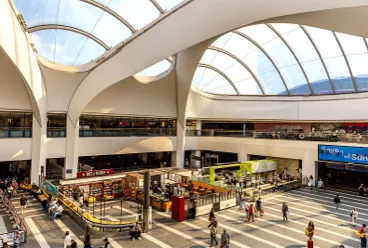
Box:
28;25;109;50
67;0;368;126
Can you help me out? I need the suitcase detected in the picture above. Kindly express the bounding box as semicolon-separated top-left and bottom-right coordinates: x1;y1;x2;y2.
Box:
307;240;313;248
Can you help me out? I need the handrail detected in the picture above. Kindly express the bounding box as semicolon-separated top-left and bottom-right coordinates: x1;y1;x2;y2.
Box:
186;129;368;144
0;189;27;242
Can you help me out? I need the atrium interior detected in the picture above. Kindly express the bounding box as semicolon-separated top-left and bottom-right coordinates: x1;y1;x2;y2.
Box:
1;0;368;247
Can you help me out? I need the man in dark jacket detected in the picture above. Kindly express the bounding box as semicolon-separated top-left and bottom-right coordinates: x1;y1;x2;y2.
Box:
333;195;341;211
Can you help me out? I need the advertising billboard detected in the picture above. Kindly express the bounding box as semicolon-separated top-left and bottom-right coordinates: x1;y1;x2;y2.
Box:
318;144;368;165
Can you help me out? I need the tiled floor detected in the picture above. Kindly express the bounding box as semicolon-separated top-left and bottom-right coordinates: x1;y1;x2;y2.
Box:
12;187;367;248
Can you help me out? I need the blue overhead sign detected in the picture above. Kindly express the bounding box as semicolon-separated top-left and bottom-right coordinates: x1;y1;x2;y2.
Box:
318;144;368;165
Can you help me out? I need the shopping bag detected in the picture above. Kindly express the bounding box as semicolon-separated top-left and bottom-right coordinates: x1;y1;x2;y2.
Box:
356;230;365;238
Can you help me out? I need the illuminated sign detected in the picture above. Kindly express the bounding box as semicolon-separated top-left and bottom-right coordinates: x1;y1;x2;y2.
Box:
318;144;368;165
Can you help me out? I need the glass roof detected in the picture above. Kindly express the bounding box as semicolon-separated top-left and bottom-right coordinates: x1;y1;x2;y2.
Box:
13;0;183;66
193;23;368;96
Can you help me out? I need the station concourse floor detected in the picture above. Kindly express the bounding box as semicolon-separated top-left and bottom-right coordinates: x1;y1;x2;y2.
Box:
11;187;367;248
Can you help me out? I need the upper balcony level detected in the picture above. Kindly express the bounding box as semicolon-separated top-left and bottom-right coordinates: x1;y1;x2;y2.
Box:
186;129;366;144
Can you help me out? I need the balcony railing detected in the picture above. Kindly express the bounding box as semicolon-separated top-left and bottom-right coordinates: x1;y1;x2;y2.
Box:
47;127;66;137
0;128;32;138
79;128;177;137
186;129;368;144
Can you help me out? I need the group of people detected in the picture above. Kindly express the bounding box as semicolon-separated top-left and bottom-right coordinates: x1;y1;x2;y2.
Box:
208;209;230;248
239;198;264;223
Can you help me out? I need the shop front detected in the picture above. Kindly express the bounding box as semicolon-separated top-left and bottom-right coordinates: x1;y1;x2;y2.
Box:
317;144;368;187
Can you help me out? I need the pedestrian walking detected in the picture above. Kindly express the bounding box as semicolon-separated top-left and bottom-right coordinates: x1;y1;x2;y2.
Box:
102;237;112;248
305;221;315;241
351;208;359;227
20;195;27;214
239;193;244;210
209;224;218;247
70;240;77;248
219;229;230;248
359;184;365;196
209;208;215;221
255;198;263;217
248;204;255;223
282;202;289;221
356;224;367;248
64;231;72;248
333;195;341;211
309;175;314;190
83;227;92;248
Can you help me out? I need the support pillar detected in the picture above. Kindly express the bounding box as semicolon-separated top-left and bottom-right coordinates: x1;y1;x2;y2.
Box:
31;116;46;185
65;117;79;179
176;122;185;168
143;170;150;232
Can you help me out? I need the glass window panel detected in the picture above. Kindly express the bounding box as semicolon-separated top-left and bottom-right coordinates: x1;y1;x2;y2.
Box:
108;0;160;30
301;60;333;95
270;23;299;35
200;50;218;64
24;113;33;128
58;0;103;33
262;35;297;67
92;12;132;48
136;59;171;77
233;78;262;95
347;53;368;92
54;30;88;65
305;26;342;58
336;33;367;55
155;0;183;11
14;0;59;27
222;33;256;59
280;27;320;62
206;80;237;95
239;24;277;45
196;68;219;89
210;52;237;71
73;38;106;66
212;33;232;48
243;48;276;75
31;30;57;63
192;67;206;88
324;56;355;93
223;63;253;83
280;65;310;95
258;70;287;95
0;113;7;128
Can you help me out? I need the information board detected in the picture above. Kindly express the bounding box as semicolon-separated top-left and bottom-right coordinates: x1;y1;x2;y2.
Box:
318;144;368;165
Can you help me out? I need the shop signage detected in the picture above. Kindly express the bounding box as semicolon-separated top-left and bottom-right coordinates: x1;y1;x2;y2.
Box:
45;180;57;196
77;169;114;178
318;144;368;165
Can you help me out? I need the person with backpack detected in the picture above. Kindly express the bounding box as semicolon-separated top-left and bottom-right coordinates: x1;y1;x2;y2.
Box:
282;202;289;221
351;208;359;227
20;195;27;214
333;195;341;211
220;229;230;248
356;224;367;248
209;223;218;247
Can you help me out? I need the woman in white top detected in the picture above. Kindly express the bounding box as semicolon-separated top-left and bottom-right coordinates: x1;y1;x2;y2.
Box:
64;231;71;248
351;208;359;227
